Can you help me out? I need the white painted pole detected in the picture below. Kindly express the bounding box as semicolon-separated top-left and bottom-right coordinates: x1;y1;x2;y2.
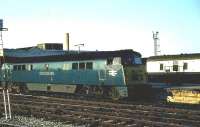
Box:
3;89;8;120
7;89;11;119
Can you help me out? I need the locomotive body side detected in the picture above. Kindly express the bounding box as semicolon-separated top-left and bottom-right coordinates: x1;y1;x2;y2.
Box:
2;60;125;86
0;49;145;99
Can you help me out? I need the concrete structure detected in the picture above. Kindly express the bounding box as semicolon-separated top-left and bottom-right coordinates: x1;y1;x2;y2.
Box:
63;33;69;51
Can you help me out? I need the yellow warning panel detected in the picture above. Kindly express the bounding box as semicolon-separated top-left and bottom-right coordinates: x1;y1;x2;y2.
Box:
167;89;200;104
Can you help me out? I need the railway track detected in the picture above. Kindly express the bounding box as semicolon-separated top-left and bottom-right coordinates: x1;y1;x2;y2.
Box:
0;123;26;127
0;93;200;126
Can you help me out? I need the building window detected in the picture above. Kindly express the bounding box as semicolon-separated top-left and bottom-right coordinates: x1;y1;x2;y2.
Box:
79;62;85;69
165;66;170;72
183;63;188;70
72;63;78;70
173;65;178;71
160;64;163;70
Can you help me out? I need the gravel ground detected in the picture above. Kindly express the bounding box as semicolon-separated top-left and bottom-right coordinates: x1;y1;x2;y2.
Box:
0;115;84;127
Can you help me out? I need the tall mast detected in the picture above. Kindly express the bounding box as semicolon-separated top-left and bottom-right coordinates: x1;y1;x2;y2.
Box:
152;31;160;56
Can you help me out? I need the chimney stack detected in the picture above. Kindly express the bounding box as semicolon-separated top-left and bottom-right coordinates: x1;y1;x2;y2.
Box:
64;33;69;51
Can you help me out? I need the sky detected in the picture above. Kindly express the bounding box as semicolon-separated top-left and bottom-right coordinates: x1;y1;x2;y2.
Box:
0;0;200;57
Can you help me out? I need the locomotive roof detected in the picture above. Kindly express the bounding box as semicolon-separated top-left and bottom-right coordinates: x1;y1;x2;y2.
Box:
3;48;66;57
1;49;141;63
148;53;200;61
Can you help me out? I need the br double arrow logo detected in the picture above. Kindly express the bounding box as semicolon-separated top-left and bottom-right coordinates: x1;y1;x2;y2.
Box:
108;70;117;77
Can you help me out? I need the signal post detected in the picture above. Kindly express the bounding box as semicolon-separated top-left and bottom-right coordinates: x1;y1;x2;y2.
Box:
0;19;11;120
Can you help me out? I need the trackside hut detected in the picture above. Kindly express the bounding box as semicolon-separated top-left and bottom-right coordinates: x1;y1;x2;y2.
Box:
146;53;200;87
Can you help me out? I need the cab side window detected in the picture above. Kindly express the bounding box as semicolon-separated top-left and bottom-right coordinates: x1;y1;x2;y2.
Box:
72;63;78;70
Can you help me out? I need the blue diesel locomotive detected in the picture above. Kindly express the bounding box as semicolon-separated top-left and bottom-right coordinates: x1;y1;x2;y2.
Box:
0;45;146;99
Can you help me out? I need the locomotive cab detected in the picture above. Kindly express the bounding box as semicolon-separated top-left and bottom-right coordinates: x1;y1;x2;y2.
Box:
122;56;153;100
